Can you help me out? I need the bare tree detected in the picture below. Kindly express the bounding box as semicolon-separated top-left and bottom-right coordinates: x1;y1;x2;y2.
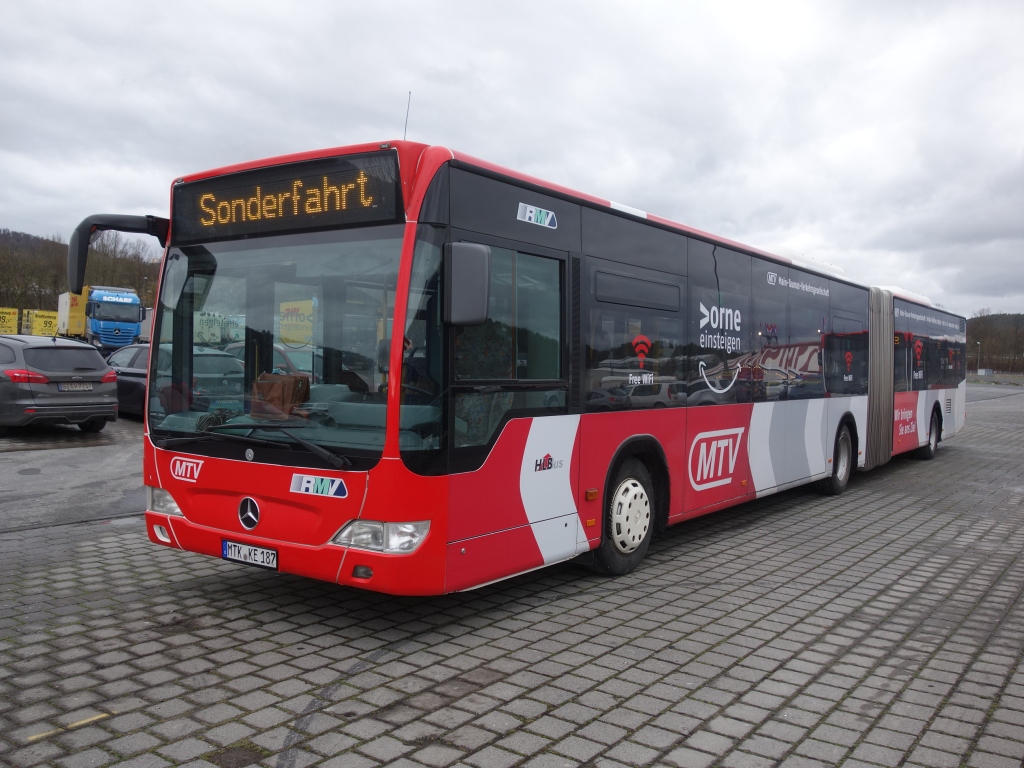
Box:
0;229;160;315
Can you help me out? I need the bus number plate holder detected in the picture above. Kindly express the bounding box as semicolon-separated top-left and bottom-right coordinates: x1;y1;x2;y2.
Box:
222;540;278;570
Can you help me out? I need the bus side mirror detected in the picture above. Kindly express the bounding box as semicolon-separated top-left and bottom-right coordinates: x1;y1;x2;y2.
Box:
67;214;169;295
444;242;491;326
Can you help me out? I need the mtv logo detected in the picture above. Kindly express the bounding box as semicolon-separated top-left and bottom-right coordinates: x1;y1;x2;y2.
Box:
169;456;203;483
688;428;745;491
767;272;777;286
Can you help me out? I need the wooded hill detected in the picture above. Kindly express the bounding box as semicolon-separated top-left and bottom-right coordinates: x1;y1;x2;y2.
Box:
968;311;1024;373
0;229;160;311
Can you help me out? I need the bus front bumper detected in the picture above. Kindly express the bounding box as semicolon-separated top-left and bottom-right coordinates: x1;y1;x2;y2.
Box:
145;512;446;596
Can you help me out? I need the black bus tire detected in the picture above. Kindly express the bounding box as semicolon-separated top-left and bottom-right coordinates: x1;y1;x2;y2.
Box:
915;411;939;460
816;424;852;496
591;458;654;576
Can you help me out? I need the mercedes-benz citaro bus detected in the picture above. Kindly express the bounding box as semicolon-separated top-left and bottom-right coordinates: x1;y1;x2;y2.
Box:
66;141;967;595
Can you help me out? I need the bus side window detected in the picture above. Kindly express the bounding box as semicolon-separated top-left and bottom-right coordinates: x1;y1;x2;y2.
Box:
584;260;684;411
825;315;867;396
452;248;565;450
454;248;515;382
689;243;751;406
749;257;786;404
786;268;829;400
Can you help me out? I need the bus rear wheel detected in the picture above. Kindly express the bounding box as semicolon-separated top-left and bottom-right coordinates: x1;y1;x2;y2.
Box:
816;424;852;496
591;458;654;576
915;411;939;460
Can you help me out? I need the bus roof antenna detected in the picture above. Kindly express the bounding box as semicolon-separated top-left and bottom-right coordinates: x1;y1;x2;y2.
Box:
403;91;412;141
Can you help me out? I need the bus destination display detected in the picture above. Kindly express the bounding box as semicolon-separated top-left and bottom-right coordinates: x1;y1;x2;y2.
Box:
172;151;402;245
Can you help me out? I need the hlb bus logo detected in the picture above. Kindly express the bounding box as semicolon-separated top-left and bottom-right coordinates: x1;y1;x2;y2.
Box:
688;428;745;491
169;456;203;483
290;474;348;498
534;453;563;472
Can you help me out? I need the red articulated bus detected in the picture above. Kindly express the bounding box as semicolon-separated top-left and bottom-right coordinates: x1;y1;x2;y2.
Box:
66;141;967;595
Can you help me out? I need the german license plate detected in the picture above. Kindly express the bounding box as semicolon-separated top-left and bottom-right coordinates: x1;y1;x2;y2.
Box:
58;382;93;391
222;540;278;570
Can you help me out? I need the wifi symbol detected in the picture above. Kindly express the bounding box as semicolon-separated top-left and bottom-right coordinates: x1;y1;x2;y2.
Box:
844;351;853;372
632;335;651;369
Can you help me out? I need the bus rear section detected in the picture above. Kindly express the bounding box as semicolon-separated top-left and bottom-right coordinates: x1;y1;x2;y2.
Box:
890;297;967;459
65;140;965;596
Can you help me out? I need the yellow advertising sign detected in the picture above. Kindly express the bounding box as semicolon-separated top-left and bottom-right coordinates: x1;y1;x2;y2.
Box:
0;308;18;335
279;300;314;345
31;310;58;336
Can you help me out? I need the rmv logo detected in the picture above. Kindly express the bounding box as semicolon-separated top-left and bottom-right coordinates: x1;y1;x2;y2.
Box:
517;203;558;229
169;456;203;483
688;428;745;491
534;453;563;472
290;474;348;498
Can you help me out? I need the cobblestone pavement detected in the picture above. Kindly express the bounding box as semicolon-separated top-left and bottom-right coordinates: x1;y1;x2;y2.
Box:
0;417;145;533
2;391;1024;768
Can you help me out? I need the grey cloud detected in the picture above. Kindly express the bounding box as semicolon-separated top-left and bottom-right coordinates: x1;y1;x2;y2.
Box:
1;0;1021;315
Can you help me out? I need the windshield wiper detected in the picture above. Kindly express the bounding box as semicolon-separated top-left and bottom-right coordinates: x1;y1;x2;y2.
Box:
207;423;352;469
153;431;283;449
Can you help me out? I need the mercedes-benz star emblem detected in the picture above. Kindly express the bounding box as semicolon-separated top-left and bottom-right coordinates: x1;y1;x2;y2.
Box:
238;498;260;530
114;328;121;335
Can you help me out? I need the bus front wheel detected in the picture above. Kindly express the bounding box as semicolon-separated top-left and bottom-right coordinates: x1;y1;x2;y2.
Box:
816;424;852;496
591;458;654;576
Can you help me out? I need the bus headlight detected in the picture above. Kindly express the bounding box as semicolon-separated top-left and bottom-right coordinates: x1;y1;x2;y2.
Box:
385;521;430;553
334;521;383;550
333;520;429;553
147;486;183;516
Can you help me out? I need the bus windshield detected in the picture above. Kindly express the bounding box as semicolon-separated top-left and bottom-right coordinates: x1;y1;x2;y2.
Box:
147;225;404;464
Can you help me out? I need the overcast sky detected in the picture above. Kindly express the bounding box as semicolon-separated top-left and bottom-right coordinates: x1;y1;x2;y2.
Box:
2;1;1021;316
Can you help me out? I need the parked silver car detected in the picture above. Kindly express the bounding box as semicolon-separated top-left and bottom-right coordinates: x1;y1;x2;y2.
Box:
0;335;118;435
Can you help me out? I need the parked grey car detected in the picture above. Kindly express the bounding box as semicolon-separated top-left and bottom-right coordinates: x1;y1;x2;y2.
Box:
0;335;118;435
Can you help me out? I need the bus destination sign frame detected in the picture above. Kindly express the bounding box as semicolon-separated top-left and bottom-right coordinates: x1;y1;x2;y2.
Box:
171;151;403;246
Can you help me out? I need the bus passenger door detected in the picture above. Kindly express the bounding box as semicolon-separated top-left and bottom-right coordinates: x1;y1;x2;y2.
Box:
445;239;578;590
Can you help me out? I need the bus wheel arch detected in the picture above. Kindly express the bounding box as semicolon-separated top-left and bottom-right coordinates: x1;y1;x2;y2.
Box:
589;437;668;576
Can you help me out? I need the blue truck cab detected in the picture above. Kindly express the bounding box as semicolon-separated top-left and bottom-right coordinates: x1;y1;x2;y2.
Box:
86;287;144;353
